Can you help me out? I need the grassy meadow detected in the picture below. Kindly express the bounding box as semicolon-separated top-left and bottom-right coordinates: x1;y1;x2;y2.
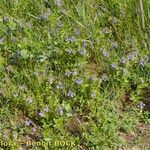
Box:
0;0;150;149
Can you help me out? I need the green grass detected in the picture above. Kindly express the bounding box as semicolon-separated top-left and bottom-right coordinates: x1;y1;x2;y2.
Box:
0;0;149;149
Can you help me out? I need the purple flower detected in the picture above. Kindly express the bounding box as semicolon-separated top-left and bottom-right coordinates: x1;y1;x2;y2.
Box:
58;107;63;115
64;71;71;76
18;20;23;28
78;48;86;55
75;78;83;85
101;73;107;81
111;17;118;25
3;16;9;22
127;53;133;61
127;51;138;61
139;59;145;67
43;11;50;19
111;41;118;49
67;90;74;98
44;106;49;112
82;41;87;48
61;9;66;15
66;48;73;54
38;112;44;117
120;57;126;64
54;0;61;6
74;29;80;35
102;50;109;58
25;119;31;126
71;70;78;76
56;82;63;89
65;36;76;42
110;63;117;69
32;128;36;132
12;132;17;139
56;21;62;28
138;102;145;110
13;93;18;98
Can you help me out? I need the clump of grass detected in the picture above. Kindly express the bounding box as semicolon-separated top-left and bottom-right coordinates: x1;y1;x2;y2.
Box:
0;0;149;149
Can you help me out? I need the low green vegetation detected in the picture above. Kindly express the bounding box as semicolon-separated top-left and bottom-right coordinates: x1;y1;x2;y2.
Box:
0;0;149;149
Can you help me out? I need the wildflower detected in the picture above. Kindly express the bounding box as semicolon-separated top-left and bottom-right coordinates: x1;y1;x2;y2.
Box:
61;9;66;15
111;41;118;49
58;107;63;115
139;56;149;67
54;0;61;6
6;27;12;35
101;73;107;81
32;128;36;132
75;78;83;85
139;58;145;67
127;53;133;61
102;27;110;34
67;90;74;98
38;112;44;117
25;119;31;126
27;97;33;104
18;20;23;28
44;106;49;112
119;57;126;64
13;51;21;59
82;41;87;48
102;50;109;58
110;63;117;69
56;21;62;28
56;82;63;89
66;48;73;54
138;102;145;110
33;71;39;76
91;92;96;98
3;16;9;23
74;28;80;35
12;132;17;139
65;36;76;42
71;70;78;76
64;71;71;76
110;17;118;25
78;48;86;55
13;93;18;98
127;51;138;61
43;11;50;19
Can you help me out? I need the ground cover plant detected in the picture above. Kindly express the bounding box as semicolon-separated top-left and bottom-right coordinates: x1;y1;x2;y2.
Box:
0;0;150;149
